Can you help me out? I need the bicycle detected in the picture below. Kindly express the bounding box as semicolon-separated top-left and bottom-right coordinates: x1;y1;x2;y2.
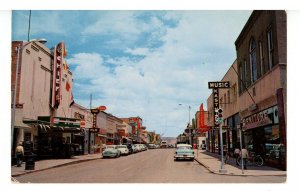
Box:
237;152;264;166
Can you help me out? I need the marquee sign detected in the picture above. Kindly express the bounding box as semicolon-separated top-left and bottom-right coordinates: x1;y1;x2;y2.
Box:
51;42;67;109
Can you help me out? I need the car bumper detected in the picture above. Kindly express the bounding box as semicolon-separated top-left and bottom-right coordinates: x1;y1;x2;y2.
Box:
174;155;195;160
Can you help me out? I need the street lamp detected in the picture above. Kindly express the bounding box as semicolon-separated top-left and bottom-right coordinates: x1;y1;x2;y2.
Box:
11;39;47;150
178;104;192;145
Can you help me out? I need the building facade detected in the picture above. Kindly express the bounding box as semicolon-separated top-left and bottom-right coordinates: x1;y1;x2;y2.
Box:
235;10;287;170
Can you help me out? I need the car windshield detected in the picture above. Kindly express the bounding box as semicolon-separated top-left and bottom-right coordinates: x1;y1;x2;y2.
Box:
106;145;115;149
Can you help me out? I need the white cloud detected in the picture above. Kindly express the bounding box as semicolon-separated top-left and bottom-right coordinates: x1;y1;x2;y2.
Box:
70;11;251;136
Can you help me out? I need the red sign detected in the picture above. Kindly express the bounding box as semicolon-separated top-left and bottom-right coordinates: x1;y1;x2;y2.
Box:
98;106;107;111
80;120;85;128
199;103;208;132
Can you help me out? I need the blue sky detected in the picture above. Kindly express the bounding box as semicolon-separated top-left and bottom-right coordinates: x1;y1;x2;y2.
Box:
12;10;252;137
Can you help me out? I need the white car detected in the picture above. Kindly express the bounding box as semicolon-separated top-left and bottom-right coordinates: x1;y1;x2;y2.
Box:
116;145;129;155
132;145;138;153
134;144;142;152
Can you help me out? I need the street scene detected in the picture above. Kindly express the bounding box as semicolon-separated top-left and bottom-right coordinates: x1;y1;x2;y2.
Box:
9;10;287;185
12;149;285;183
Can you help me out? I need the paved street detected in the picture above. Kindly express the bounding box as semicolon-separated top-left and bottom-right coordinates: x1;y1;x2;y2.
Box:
14;149;286;183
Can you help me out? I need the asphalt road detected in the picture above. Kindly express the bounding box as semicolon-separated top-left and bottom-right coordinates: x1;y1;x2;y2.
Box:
15;149;285;183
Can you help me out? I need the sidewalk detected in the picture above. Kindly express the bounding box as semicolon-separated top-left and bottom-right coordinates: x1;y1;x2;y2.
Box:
194;149;286;176
11;153;102;177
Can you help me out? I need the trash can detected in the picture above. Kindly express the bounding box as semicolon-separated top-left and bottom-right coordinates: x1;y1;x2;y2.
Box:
25;154;35;170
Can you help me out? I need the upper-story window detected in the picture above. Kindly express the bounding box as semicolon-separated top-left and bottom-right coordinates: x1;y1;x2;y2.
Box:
259;40;264;76
249;38;257;83
267;28;274;69
238;62;243;93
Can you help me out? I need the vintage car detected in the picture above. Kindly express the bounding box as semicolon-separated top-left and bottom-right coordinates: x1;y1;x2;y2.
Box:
116;145;129;155
174;144;194;161
102;145;121;158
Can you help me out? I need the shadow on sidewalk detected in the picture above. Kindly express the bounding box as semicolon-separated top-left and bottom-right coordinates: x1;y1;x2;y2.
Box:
200;150;283;172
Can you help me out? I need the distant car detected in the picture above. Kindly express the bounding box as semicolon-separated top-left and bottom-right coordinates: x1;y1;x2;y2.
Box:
134;144;142;152
123;143;133;154
116;145;129;155
102;145;121;158
148;144;156;149
174;144;194;161
132;145;138;153
201;144;206;150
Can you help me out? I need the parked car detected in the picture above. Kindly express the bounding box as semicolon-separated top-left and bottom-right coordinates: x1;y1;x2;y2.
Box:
122;143;133;154
134;144;142;152
102;145;121;158
132;144;138;153
148;144;156;149
174;144;194;161
201;144;206;150
140;144;147;151
116;145;129;155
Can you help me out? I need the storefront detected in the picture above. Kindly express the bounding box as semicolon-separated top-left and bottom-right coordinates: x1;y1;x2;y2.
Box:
242;105;285;170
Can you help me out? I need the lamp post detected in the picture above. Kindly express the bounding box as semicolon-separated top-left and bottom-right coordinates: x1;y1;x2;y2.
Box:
11;39;46;151
179;104;192;145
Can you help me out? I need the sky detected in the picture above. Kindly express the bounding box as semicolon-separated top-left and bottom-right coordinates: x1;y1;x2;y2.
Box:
12;10;252;137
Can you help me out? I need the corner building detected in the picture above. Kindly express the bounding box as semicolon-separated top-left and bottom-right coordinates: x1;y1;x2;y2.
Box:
235;10;286;170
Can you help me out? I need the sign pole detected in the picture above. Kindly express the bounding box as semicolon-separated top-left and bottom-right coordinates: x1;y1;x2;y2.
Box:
219;122;227;173
237;124;244;174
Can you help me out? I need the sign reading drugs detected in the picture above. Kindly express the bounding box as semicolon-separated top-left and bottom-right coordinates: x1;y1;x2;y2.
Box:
208;81;230;89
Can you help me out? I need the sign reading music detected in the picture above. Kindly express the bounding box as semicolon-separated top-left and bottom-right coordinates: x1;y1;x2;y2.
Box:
208;81;230;127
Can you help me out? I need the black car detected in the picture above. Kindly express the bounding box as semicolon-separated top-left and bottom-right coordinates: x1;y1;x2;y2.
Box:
122;143;133;154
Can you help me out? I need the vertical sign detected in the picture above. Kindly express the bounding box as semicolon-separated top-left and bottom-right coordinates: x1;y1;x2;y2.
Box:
91;109;100;128
51;42;66;108
208;81;230;127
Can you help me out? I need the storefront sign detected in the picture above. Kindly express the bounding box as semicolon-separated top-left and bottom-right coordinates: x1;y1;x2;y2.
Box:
242;107;275;130
89;128;99;133
208;81;230;89
208;81;230;127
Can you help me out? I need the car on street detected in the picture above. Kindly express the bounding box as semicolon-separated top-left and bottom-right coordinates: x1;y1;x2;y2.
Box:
116;145;129;155
102;145;121;158
132;145;139;153
122;143;133;154
148;144;156;149
174;144;194;161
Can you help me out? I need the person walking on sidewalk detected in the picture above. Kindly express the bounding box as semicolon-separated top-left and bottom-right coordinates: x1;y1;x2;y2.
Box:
234;146;240;166
15;142;24;167
240;147;249;169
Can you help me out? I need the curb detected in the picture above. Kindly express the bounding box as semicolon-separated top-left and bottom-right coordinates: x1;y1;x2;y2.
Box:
194;158;286;177
12;157;101;177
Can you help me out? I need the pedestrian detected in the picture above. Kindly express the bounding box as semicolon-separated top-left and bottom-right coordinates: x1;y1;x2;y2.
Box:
240;147;249;169
234;146;240;166
15;142;24;167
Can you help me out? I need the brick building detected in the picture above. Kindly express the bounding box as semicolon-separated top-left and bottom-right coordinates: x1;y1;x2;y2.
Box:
235;10;287;170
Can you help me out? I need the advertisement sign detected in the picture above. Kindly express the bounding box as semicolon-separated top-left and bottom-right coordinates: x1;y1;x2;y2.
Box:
51;42;67;109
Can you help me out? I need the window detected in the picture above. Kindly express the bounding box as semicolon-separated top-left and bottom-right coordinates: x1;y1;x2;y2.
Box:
267;29;274;69
239;63;243;93
259;41;264;75
227;90;230;103
243;60;248;87
249;38;257;83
